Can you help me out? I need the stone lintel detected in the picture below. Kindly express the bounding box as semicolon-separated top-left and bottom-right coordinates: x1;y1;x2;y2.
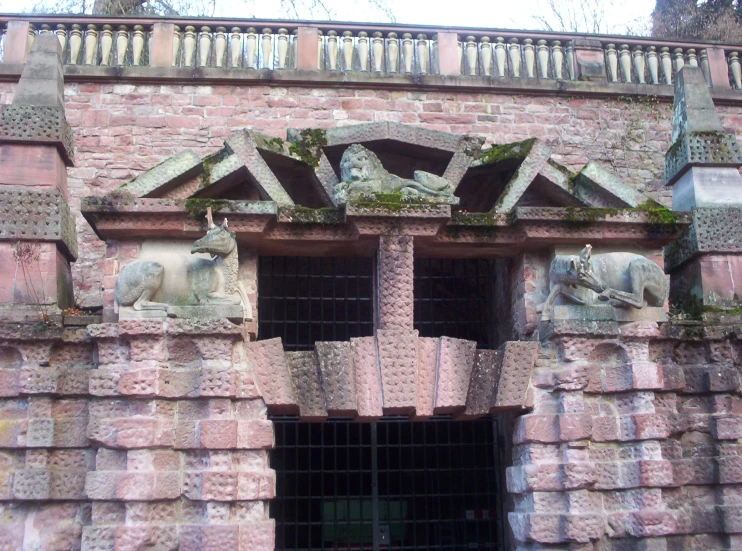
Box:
0;187;77;260
0;105;74;166
117;150;203;197
665;207;742;272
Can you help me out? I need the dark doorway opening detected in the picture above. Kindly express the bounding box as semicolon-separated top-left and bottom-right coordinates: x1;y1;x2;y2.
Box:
271;417;509;551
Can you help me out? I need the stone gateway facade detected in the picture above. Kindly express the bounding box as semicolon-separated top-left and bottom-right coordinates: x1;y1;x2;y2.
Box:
1;16;742;551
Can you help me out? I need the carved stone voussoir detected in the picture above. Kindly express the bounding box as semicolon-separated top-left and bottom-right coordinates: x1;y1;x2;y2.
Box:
665;131;742;186
0;105;74;165
0;187;78;260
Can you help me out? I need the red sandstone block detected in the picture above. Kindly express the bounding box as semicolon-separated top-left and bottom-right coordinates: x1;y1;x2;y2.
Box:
713;416;742;440
118;368;159;396
639;460;674;487
633;414;669;440
514;414;559;444
631;361;664;390
592;416;620;442
115;472;155;500
237;470;275;500
509;512;562;543
237;420;274;450
0;369;20;396
626;509;678;537
200;472;238;501
718;456;742;484
116;417;157;448
238;520;275;551
559;414;592;441
199;525;240;551
199;419;238;449
351;336;382;420
563;462;597;490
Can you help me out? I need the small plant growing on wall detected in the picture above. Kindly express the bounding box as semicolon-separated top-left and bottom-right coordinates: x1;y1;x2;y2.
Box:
12;241;50;323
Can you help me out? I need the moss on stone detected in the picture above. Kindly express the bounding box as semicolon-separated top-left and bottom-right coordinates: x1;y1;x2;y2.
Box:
450;211;496;226
479;138;536;165
282;206;343;224
563;206;621;225
184;198;227;221
636;200;677;227
198;149;230;189
288;128;328;168
348;191;439;213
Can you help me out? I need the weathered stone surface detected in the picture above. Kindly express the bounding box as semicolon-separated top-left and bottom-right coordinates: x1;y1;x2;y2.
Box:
377;329;418;413
244;338;296;412
415;337;438;419
117;150;203;198
493;341;539;409
0;187;77;260
665;207;742;271
377;234;414;330
0;106;74;166
464;349;503;417
671;166;742;211
315;341;356;415
493;139;552;212
285;350;327;420
572;161;648;208
351;336;382;420
434;336;476;413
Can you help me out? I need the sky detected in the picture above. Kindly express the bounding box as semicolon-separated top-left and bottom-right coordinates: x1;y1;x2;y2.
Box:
0;0;654;35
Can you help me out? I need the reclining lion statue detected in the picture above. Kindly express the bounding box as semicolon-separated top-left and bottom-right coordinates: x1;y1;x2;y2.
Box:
333;144;457;205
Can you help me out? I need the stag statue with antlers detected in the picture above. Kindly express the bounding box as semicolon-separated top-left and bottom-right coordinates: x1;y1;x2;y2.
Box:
114;208;251;321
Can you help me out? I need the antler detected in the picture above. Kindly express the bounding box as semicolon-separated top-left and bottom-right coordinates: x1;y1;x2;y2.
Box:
205;207;216;229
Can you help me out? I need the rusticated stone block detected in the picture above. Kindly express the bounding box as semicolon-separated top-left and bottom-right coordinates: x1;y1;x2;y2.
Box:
351;336;382;420
712;416;742;440
238;520;275;551
285;351;327;421
494;341;539;410
415;337;438;419
315;341;356;415
244;338;297;413
435;336;476;413
377;329;418;414
0;105;74;165
377;235;414;330
464;349;502;417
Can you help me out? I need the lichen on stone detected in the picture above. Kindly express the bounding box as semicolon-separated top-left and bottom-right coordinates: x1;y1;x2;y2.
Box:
287;128;328;168
281;206;344;224
184;198;228;221
479;138;536;166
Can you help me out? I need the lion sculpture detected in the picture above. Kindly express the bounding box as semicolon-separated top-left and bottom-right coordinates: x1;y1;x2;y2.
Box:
333;144;457;205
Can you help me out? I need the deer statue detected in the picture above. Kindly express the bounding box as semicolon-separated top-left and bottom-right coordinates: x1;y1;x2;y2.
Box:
538;244;668;322
115;208;251;320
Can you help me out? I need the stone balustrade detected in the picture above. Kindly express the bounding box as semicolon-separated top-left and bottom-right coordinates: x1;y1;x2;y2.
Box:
0;16;740;92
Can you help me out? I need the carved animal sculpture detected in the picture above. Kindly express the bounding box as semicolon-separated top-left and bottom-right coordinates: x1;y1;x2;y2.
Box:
115;209;250;318
333;144;455;204
538;244;668;322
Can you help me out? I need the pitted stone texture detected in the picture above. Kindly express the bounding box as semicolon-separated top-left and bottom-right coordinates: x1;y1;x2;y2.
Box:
244;338;296;413
415;337;438;419
464;349;503;417
117;150;202;198
493;139;552;212
494;341;539;410
0;105;74;165
377;329;418;413
665;132;742;185
377;235;414;330
665;207;742;271
285;351;327;420
0;187;78;260
572;161;649;208
315;341;356;415
351;336;382;420
434;336;476;413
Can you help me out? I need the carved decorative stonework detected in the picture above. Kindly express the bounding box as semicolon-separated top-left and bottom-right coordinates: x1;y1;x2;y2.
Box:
0;187;78;260
665;131;742;185
0;105;75;165
665;207;742;271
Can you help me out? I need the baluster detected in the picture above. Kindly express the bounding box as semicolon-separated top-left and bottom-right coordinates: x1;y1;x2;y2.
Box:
275;28;288;69
495;37;506;77
402;33;414;74
417;34;429;75
228;27;240;68
686;48;697;67
55;24;67;60
210;26;223;68
244;27;256;69
480;36;492;77
536;39;548;79
342;31;353;71
465;36;477;76
261;28;273;69
40;23;50;35
293;29;299;69
197;26;211;67
170;25;181;66
68;24;82;65
432;35;439;74
605;43;618;82
660;46;672;84
387;32;399;73
699;49;711;86
100;24;113;66
632;45;645;84
327;30;339;70
565;40;575;79
619;44;631;82
115;25;128;66
27;24;34;55
730;52;741;89
457;37;462;74
552;40;563;80
372;31;383;72
647;46;658;84
508;38;520;77
148;29;152;65
358;31;369;71
316;30;322;70
182;26;196;67
673;47;684;73
132;25;144;66
523;38;535;78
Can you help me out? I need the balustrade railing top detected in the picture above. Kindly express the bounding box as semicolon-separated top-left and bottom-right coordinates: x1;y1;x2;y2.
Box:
1;14;740;92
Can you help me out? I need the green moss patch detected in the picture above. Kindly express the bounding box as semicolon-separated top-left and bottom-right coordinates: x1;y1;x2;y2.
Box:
184;198;228;221
479;138;536;165
288;129;328;168
281;206;343;224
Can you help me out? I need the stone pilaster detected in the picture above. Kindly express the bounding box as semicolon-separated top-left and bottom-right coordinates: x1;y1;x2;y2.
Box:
0;34;77;322
377;234;414;330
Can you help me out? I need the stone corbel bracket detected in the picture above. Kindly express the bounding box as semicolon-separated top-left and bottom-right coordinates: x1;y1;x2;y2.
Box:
0;187;78;260
244;335;539;421
0;105;75;166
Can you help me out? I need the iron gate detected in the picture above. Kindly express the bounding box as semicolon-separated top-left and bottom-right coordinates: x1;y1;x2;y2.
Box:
271;417;508;551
